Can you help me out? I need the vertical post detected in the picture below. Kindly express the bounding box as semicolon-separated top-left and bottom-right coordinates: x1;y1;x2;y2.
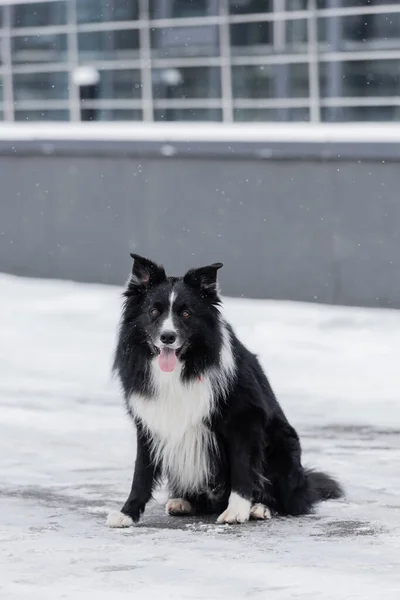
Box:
325;0;342;122
273;0;289;121
139;0;154;122
220;0;233;122
67;0;81;122
2;6;15;122
307;0;321;123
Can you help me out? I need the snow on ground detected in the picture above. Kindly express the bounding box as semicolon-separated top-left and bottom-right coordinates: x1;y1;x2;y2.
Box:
1;273;400;599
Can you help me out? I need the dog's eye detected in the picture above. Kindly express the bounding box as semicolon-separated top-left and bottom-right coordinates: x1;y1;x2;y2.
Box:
182;310;191;319
150;308;160;318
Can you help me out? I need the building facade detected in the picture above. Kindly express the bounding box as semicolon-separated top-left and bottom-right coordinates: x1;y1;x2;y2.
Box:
0;0;399;123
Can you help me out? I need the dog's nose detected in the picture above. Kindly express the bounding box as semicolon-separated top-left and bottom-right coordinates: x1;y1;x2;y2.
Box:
160;331;177;345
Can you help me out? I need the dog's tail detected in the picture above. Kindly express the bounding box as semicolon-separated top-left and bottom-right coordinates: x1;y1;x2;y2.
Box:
306;469;344;502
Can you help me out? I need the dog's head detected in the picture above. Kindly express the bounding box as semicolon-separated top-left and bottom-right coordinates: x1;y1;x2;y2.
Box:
122;254;223;373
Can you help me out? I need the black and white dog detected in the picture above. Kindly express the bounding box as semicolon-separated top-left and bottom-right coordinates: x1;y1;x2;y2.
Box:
107;254;343;527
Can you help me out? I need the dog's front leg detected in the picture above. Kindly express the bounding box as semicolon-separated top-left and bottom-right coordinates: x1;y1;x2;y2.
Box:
107;423;158;528
217;419;254;525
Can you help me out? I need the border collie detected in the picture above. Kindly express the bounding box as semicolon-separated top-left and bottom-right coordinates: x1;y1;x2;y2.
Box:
107;254;343;527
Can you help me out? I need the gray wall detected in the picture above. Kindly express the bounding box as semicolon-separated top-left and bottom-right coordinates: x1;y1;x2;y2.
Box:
1;139;400;308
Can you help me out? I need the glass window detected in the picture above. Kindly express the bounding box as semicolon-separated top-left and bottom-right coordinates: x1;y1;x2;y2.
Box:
151;25;219;58
320;60;400;97
319;14;400;52
232;63;309;98
230;20;307;55
229;0;272;15
230;22;273;55
233;107;309;121
96;109;143;121
96;69;141;99
78;30;140;61
150;0;217;19
13;72;69;101
321;106;400;122
286;19;307;51
0;76;2;101
77;0;139;24
15;109;69;121
11;1;67;28
12;34;67;64
286;0;307;9
152;66;221;99
154;108;222;121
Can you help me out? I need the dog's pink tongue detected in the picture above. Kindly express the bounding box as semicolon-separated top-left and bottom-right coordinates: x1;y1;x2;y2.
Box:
158;348;177;372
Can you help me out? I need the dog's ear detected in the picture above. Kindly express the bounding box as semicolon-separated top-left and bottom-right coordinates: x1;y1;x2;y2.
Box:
128;253;166;291
183;262;223;294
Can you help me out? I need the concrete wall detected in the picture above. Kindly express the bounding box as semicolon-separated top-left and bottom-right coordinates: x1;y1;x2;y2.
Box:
1;131;399;308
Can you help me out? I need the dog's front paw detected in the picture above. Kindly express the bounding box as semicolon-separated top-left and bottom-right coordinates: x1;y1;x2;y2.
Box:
217;492;251;524
106;510;134;528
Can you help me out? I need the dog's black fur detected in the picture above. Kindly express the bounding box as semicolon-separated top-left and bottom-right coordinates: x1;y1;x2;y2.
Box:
110;254;343;525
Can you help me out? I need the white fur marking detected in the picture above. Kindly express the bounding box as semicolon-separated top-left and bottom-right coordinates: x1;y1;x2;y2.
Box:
202;317;236;402
166;498;193;515
131;360;216;494
250;503;272;521
217;492;251;524
160;289;177;337
106;510;134;528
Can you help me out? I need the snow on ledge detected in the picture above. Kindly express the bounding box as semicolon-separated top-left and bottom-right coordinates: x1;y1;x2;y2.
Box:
1;122;400;144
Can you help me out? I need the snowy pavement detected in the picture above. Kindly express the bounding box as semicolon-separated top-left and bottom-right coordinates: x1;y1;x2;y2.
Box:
1;274;400;599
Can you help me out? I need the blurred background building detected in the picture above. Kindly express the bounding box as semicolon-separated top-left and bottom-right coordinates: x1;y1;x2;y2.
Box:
1;0;400;123
1;0;400;308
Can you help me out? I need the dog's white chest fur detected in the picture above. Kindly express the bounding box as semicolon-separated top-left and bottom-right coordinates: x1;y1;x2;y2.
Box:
129;361;216;494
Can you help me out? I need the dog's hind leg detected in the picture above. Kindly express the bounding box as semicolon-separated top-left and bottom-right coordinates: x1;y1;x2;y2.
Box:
165;498;194;516
250;503;272;520
166;492;221;517
264;416;316;516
